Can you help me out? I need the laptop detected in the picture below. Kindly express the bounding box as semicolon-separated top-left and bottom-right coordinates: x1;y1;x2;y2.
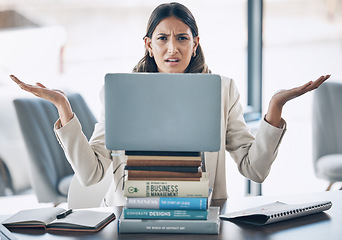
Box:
104;73;221;153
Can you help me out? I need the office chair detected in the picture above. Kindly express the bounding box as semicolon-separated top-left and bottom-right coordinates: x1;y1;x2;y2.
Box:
312;81;342;190
13;93;97;204
0;156;14;196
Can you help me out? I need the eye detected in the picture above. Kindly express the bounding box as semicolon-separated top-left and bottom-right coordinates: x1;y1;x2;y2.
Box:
157;36;167;40
178;36;189;41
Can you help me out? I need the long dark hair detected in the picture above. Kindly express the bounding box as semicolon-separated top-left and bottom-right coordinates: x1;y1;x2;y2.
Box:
133;2;209;73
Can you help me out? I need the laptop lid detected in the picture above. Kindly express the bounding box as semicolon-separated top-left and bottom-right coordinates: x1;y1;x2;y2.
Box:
104;73;221;152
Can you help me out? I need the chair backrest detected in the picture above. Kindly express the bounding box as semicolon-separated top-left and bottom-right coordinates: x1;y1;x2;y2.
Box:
67;166;113;209
13;93;97;204
312;81;342;172
0;156;14;196
67;93;97;140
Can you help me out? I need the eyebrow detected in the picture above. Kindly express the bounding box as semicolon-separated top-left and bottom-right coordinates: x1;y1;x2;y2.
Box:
157;33;190;36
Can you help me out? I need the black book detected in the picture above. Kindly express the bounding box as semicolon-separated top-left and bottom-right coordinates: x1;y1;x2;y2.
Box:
3;207;115;232
125;151;201;157
124;166;200;173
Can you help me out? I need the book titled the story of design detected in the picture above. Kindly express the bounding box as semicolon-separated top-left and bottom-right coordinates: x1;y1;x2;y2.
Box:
125;196;209;210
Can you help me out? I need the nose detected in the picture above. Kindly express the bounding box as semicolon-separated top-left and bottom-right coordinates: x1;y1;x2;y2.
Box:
167;37;178;54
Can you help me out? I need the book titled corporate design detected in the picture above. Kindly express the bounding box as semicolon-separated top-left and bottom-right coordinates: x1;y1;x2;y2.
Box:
118;206;220;234
123;208;209;220
124;172;209;198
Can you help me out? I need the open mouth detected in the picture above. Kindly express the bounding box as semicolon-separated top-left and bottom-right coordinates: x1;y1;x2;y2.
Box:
165;59;180;62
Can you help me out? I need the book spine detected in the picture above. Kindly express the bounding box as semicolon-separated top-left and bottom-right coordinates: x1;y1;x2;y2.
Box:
130;170;202;177
127;156;202;161
124;166;200;172
124;174;209;198
123;208;208;220
126;197;208;210
127;159;201;167
266;201;333;224
127;177;201;181
118;218;219;234
125;151;201;156
127;170;202;179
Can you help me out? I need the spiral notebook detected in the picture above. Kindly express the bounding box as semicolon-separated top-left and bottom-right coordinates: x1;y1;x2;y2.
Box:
219;200;332;225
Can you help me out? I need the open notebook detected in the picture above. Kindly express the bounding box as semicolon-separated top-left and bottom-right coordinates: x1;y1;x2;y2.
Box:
2;207;115;232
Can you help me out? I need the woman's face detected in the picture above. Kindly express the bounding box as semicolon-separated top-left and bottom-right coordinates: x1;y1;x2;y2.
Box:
145;16;199;73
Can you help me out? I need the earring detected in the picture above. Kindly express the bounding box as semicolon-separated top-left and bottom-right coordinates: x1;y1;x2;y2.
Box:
193;51;196;57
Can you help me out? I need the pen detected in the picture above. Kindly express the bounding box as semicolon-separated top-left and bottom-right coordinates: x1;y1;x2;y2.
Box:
56;209;73;219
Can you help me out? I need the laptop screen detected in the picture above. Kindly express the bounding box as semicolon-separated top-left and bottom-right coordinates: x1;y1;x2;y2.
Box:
104;73;221;152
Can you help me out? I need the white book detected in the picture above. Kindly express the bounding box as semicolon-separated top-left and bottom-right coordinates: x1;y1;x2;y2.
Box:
124;172;209;198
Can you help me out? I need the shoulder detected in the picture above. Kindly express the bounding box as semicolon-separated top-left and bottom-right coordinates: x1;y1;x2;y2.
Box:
100;85;104;97
99;85;105;102
216;74;240;95
215;74;236;88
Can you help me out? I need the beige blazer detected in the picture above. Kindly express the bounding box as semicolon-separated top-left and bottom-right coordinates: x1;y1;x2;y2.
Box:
54;75;286;206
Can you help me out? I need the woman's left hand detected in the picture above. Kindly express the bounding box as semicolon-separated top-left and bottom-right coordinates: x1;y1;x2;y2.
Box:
265;74;331;127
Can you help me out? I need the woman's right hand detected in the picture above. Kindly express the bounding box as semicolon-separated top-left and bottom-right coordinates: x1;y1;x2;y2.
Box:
10;75;74;126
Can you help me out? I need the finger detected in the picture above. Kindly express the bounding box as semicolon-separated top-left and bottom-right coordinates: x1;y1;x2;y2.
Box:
322;74;331;82
315;75;328;85
55;89;66;95
18;83;37;92
314;75;328;87
306;76;324;90
9;75;23;85
311;74;331;90
296;81;313;93
10;75;36;91
36;82;46;88
301;81;313;89
302;75;327;92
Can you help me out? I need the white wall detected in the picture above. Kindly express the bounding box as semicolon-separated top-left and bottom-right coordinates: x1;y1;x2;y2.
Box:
1;0;341;196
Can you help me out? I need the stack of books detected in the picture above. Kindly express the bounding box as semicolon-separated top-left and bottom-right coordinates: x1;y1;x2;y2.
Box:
118;151;220;234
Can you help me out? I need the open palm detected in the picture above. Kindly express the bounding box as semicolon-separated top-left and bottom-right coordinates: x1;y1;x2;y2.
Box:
10;75;67;106
272;75;331;107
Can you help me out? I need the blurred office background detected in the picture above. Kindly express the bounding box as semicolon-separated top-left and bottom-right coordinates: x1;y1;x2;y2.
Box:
0;0;341;209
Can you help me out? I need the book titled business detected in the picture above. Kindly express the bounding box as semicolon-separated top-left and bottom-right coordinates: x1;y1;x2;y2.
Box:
124;173;209;197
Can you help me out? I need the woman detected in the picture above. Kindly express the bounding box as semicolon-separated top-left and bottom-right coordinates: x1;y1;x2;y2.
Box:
10;2;330;206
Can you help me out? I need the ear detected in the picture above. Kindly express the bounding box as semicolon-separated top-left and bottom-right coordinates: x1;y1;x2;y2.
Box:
144;37;153;54
193;36;199;53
